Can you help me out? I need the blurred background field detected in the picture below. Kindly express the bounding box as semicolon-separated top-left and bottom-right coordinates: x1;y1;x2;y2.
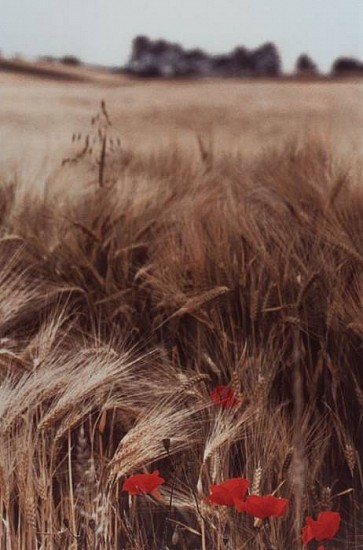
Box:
1;70;362;172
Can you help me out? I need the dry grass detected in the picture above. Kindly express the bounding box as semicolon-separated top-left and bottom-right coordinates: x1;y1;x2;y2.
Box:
0;76;362;549
1;72;362;168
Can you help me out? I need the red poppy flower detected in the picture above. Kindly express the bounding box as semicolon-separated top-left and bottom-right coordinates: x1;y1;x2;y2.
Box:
236;494;288;518
205;477;250;507
302;511;341;545
317;546;325;550
122;470;165;497
211;385;239;408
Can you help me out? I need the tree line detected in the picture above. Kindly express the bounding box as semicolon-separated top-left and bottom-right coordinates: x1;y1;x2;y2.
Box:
126;36;363;78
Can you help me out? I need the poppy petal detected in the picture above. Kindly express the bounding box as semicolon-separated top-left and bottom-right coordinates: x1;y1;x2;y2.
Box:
122;470;165;496
206;477;250;506
302;524;314;545
240;495;288;519
313;512;341;541
302;511;341;543
210;385;239;407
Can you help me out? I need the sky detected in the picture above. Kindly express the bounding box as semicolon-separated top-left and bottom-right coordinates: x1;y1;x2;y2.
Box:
0;0;362;73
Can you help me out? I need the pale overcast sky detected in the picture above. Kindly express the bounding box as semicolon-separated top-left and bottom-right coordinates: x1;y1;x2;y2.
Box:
0;0;362;72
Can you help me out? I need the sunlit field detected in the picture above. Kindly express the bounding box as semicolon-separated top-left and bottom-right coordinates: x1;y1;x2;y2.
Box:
1;71;362;166
0;69;363;549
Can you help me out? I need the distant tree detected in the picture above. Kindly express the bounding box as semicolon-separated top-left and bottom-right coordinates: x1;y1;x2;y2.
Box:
232;46;252;74
331;57;363;76
151;39;169;56
251;42;281;76
183;49;210;76
211;55;234;76
127;35;159;76
296;54;318;75
61;55;81;66
232;46;251;67
125;36;282;79
132;36;151;58
185;48;207;60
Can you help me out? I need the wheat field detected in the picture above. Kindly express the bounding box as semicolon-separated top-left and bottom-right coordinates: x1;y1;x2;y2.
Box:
0;71;363;549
